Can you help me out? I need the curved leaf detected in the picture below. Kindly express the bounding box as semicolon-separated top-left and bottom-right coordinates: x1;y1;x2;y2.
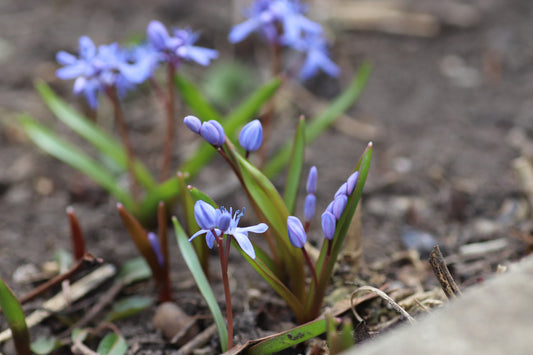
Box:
0;278;31;355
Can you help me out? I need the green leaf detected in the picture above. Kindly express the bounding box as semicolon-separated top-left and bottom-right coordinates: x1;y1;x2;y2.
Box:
246;318;328;354
31;336;63;354
96;333;128;355
264;62;372;178
104;296;153;322
282;116;306;214
18;114;135;209
178;77;282;178
0;278;31;355
173;217;229;352
137;177;180;225
35;81;155;189
175;74;223;121
116;257;152;285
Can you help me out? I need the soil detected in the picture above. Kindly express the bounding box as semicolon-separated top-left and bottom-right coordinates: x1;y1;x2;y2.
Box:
1;0;533;354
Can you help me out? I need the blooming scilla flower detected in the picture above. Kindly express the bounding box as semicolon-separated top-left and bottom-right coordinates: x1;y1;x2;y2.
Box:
147;20;218;68
292;32;340;80
239;119;263;152
56;36;154;109
229;0;322;45
189;200;268;259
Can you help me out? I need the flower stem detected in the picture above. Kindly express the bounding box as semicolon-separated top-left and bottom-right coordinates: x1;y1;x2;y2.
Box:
160;64;177;181
105;86;139;200
218;236;234;349
301;247;318;289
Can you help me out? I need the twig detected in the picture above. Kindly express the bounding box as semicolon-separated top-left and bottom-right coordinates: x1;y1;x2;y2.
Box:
350;285;416;325
175;324;217;355
429;245;461;299
20;253;102;304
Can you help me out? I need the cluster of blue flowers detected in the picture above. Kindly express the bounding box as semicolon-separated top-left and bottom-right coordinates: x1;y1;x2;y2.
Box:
189;200;268;259
287;168;359;248
229;0;339;79
185;115;264;154
56;21;218;109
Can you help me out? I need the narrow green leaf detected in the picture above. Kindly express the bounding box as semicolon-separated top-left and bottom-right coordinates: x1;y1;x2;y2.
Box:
246;318;328;354
116;257;152;285
96;333;128;355
175;74;223;121
0;278;31;355
282;116;306;214
18;114;135;209
36;81;155;189
173;217;228;352
264;63;372;178
104;296;153;322
178;78;282;178
137;177;180;225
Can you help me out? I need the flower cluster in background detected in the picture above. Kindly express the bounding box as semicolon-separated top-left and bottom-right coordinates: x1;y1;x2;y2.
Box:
229;0;339;79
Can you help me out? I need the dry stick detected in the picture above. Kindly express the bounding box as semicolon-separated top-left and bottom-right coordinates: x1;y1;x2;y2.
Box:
105;86;139;200
20;253;102;305
428;245;461;299
160;64;177;181
175;324;217;355
350;285;416;325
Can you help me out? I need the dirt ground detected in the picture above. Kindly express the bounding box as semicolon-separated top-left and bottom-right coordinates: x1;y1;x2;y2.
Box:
1;0;533;353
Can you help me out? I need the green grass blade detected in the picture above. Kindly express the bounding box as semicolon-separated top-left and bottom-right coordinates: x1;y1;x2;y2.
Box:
246;318;327;354
282;116;306;214
173;217;228;352
0;278;31;355
175;74;223;121
18;114;135;208
35;81;155;189
178;78;282;178
263;62;372;178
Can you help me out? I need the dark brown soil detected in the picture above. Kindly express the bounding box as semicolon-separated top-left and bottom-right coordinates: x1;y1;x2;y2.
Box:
1;0;532;353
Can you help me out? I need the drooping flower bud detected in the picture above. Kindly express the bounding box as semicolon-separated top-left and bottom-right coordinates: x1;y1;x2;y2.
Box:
239;119;263;152
304;194;316;222
200;120;225;146
184;115;202;134
306;166;317;194
346;171;359;195
321;211;336;240
194;200;218;230
287;216;307;248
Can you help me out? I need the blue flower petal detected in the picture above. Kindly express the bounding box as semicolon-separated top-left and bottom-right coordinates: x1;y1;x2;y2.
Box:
233;232;256;259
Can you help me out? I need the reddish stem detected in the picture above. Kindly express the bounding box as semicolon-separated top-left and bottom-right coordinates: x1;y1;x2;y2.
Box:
301;247;318;288
105;86;139;200
66;206;86;260
217;235;234;349
160;64;177;181
157;201;172;302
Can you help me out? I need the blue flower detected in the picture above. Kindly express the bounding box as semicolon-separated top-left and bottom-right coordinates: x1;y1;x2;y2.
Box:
293;33;340;80
184;115;202;134
56;36;154;109
200;120;226;147
346;171;359;195
334;182;348;199
229;0;322;45
189;201;268;259
327;194;348;220
239;119;263;152
306;166;317;194
304;194;316;222
321;211;336;240
147;20;218;68
287;215;307;248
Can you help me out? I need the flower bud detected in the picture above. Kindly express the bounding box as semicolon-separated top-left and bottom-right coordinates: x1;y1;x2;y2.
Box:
334;182;348;198
329;194;348;220
321;211;336;240
287;216;307;248
306;166;317;194
194;200;218;230
304;194;316;222
217;209;232;232
239;119;263;152
200;120;225;146
346;171;359;195
184;115;202;134
148;232;164;266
